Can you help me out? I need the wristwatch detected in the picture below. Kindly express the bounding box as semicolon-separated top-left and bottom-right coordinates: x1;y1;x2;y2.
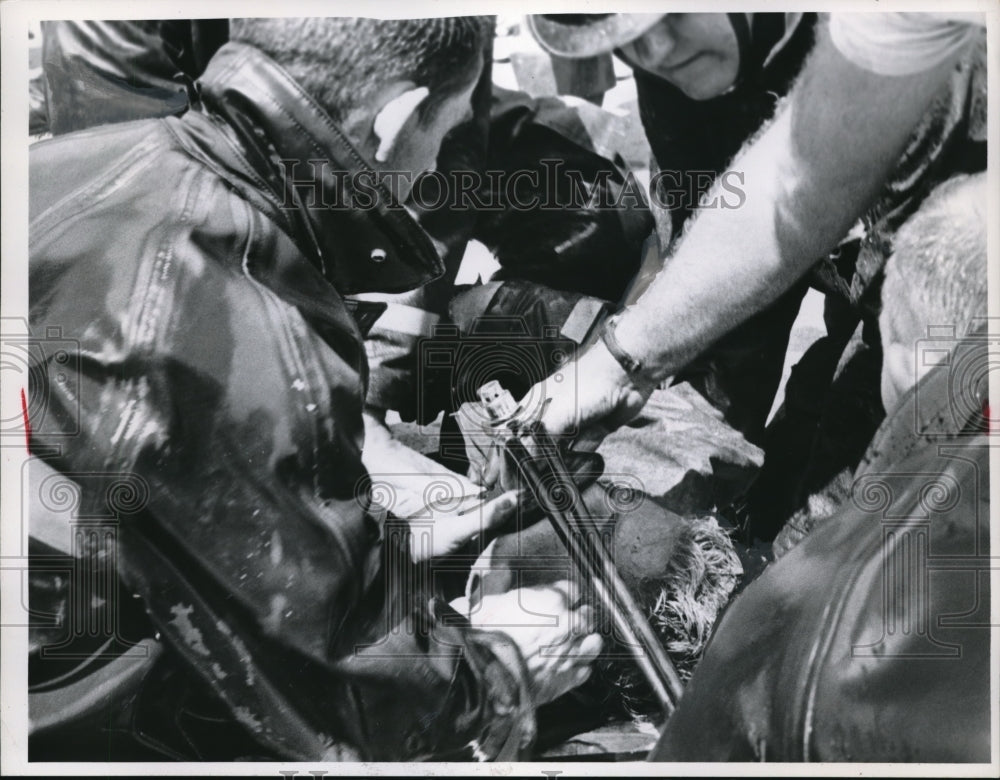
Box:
600;313;644;378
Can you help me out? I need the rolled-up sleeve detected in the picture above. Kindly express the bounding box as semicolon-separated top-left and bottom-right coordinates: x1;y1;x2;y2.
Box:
829;12;984;76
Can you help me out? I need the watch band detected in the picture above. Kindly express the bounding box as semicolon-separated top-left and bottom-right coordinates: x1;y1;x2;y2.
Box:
600;314;644;378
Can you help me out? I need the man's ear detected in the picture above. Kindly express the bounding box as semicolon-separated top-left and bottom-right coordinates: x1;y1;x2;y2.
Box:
372;84;430;163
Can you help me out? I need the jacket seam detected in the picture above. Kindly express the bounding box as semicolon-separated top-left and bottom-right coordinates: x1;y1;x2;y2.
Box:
796;517;904;760
107;163;208;473
161;116;300;247
234;199;364;581
30;130;164;239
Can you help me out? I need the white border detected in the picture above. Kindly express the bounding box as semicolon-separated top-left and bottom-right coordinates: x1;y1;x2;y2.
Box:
2;0;998;776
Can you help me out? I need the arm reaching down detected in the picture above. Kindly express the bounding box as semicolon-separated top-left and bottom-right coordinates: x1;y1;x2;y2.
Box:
536;16;977;438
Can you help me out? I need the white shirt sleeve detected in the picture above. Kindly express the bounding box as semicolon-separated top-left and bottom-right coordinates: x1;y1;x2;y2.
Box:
829;12;985;76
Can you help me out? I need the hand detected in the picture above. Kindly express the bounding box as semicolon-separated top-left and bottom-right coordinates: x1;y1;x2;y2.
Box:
362;407;485;517
466;440;518;493
520;339;656;442
407;489;519;562
454;580;603;706
361;408;519;560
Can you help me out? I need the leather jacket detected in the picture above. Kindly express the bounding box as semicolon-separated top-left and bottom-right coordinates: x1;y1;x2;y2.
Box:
29;42;532;761
651;334;992;761
40;19;229;134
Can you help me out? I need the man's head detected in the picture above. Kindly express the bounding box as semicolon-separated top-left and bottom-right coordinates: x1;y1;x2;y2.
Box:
616;15;742;100
529;13;751;101
879;172;988;412
229;16;492;196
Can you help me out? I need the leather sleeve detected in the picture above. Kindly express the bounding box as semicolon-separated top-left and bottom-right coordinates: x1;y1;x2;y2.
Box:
28;136;530;760
651;418;991;762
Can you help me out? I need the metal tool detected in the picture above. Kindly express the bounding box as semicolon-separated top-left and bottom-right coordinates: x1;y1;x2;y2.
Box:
477;381;684;716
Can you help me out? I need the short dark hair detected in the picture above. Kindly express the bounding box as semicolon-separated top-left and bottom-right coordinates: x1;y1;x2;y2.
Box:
229;16;492;124
881;172;988;347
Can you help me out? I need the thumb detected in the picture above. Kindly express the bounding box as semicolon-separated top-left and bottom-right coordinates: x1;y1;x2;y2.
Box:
479;442;503;488
539;388;580;438
476;489;519;530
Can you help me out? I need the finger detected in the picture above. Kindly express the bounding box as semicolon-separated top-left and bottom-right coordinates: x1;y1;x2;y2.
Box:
497;448;524;494
540;380;585;438
575;631;604;658
480;444;502;488
558;577;587;608
542;659;594;704
445;492;490;516
535;579;580;612
515;383;549;426
434;490;518;555
450;470;487;497
458;490;517;519
554;642;596;672
555;627;602;664
481;490;519;528
546;643;599;681
570;603;595;636
428;514;486;557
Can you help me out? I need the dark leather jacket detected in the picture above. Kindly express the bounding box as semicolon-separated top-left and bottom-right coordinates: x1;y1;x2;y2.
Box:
40;19;229;134
651;334;992;761
29;42;532;761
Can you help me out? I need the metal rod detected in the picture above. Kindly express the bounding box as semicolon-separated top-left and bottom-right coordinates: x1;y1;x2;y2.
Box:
504;428;684;715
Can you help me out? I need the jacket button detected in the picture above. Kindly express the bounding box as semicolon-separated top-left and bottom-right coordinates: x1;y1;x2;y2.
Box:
370;248;387;263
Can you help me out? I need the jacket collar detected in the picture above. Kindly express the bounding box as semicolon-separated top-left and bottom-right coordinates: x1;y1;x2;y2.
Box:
195;42;444;295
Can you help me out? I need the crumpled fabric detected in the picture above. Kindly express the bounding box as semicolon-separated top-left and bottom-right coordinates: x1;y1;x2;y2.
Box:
596;383;764;517
362;85;653;417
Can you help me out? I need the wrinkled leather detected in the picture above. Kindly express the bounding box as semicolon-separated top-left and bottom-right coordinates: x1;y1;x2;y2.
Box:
40;20;229;135
29;42;530;761
652;340;992;762
477;87;652;303
361;85;653;416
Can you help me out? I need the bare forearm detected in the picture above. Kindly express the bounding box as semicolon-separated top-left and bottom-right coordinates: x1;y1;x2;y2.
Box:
612;23;963;382
616;104;804;379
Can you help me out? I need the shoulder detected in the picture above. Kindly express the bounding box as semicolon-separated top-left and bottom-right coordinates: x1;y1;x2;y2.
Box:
29;118;258;352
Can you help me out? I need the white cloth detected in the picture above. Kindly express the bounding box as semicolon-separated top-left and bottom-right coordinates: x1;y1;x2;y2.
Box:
830;12;986;76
